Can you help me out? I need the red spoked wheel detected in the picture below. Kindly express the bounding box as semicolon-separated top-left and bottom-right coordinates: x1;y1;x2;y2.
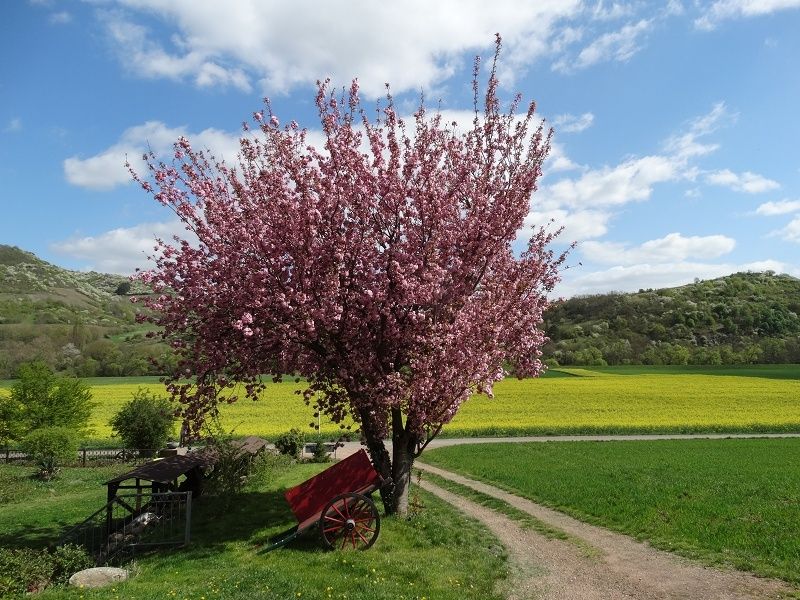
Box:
319;492;380;550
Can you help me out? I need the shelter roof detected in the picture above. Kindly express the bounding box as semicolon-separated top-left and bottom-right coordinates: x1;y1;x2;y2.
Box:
105;453;214;486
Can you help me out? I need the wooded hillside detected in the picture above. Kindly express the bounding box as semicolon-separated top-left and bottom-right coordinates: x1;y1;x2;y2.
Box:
544;271;800;366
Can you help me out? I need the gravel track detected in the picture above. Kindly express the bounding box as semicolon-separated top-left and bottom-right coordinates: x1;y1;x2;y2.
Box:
416;462;796;600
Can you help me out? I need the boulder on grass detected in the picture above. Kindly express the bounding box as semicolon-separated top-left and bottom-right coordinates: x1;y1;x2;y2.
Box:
68;567;128;588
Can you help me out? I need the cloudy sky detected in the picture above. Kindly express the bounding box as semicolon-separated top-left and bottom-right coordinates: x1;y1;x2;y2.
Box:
1;0;799;297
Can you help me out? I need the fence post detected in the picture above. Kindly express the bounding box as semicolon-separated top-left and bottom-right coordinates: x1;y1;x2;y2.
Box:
184;492;192;546
82;448;87;467
4;446;8;464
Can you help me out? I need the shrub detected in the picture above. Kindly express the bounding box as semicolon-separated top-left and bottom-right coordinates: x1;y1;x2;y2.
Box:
204;437;250;500
110;388;176;452
0;547;52;597
202;419;266;504
50;545;93;587
274;428;305;459
9;361;94;440
0;395;22;448
310;441;331;463
0;545;92;597
20;426;78;479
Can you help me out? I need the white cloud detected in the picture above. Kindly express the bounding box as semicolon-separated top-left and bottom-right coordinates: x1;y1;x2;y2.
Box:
553;112;594;133
695;0;800;30
49;11;72;24
755;199;800;216
554;19;651;72
771;217;800;243
52;220;193;274
527;103;732;247
557;259;798;296
581;232;736;265
64;121;242;190
99;0;584;97
541;154;680;208
545;142;581;173
664;101;735;160
525;208;612;242
102;14;252;92
705;169;780;194
664;0;685;16
4;118;22;133
590;2;636;20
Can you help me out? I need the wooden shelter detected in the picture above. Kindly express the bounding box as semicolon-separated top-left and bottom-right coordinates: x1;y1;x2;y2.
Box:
104;453;214;514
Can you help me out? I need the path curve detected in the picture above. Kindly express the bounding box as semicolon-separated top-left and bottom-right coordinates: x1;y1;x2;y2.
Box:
416;462;795;600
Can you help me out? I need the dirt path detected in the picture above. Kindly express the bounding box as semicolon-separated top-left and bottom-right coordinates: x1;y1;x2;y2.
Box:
332;433;800;459
416;462;795;600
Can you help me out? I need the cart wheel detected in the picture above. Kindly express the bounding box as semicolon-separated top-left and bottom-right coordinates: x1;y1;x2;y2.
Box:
320;493;380;550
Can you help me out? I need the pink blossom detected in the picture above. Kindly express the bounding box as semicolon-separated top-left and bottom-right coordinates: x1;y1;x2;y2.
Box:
131;36;565;515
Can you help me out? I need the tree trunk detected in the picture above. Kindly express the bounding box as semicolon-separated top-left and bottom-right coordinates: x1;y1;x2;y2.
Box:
358;407;394;512
390;408;419;517
359;407;420;516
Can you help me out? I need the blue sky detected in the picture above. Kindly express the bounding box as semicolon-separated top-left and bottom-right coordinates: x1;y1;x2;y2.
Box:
1;0;799;297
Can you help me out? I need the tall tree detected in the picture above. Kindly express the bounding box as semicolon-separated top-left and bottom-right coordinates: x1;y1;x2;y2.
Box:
135;38;566;514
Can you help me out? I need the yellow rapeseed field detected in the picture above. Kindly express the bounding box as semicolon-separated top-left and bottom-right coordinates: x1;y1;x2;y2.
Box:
2;368;799;443
447;370;800;436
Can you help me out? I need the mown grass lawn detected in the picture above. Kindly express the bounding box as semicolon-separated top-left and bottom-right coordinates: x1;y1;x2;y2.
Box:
2;366;799;445
0;461;508;600
421;438;800;584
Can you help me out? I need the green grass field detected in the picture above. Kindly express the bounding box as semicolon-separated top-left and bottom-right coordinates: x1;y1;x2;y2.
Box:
422;438;800;583
2;365;800;444
0;461;507;600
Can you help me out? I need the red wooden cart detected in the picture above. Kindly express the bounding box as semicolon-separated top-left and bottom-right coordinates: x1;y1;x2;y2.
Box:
264;449;388;551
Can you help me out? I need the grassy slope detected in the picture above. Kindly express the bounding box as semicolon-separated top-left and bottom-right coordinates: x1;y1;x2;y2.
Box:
0;462;507;600
422;438;800;584
2;366;799;444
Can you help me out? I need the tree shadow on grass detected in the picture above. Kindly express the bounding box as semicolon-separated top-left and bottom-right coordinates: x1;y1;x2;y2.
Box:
0;522;79;550
0;489;324;555
168;489;324;552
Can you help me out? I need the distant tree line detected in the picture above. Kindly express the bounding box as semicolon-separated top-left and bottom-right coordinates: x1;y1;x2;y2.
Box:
543;272;800;367
2;271;798;378
0;322;176;379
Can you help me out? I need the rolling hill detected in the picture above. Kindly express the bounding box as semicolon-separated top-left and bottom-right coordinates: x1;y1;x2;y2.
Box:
1;244;798;377
544;271;800;366
0;245;170;378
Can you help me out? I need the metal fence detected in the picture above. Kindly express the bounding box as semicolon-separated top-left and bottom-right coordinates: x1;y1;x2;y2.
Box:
59;491;192;565
2;447;158;466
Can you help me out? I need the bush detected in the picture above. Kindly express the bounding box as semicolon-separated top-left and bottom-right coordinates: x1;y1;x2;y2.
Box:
274;428;305;458
0;395;22;448
9;361;94;440
50;545;93;587
203;435;250;501
0;547;52;597
110;388;176;452
0;545;92;597
20;426;78;479
310;441;331;463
